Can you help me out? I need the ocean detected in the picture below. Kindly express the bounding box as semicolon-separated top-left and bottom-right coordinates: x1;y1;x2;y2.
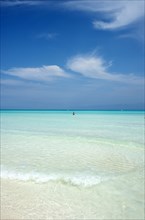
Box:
1;110;144;219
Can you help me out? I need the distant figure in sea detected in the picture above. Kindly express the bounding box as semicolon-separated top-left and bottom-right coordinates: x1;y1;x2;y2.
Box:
73;112;75;115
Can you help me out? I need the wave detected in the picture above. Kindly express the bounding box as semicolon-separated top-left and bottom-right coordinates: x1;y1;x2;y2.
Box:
1;169;110;187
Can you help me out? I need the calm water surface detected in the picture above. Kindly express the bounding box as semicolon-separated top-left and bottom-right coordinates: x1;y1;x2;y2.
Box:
1;110;145;219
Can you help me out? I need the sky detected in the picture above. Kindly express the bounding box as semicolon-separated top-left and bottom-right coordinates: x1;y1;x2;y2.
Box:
0;0;144;110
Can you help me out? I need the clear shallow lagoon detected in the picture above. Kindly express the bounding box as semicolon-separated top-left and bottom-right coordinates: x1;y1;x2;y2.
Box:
1;110;145;219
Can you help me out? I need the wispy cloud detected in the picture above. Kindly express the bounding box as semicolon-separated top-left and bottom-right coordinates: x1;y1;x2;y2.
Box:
2;54;144;86
118;19;144;43
2;65;69;83
63;1;144;30
2;1;144;32
36;32;58;40
93;1;144;30
0;0;44;7
67;54;144;85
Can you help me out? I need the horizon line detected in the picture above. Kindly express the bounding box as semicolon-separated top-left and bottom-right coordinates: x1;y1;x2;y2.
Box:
1;109;145;111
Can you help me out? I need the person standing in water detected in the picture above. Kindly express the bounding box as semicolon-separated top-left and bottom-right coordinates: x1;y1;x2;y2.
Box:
73;112;75;115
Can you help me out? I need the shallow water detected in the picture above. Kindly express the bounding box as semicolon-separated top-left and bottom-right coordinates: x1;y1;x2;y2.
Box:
1;110;145;219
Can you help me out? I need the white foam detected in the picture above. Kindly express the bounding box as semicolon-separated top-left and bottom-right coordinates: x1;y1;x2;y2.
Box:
1;169;109;187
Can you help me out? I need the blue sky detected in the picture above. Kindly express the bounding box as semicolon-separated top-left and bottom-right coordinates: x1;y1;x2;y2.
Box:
0;0;144;110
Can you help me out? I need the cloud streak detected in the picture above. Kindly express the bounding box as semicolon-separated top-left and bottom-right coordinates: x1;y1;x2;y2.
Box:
36;32;58;40
2;65;69;83
0;0;45;7
67;54;144;85
1;55;144;86
2;1;144;32
63;0;144;30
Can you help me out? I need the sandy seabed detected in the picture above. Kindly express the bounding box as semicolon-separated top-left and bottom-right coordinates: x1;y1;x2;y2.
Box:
1;175;144;220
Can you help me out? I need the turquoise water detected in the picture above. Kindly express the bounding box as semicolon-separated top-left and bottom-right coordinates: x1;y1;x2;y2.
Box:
1;110;145;219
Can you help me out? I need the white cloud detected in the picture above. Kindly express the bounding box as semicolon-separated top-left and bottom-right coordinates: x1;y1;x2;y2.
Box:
0;0;47;7
2;65;69;82
2;1;144;31
67;54;144;85
36;33;58;40
63;1;120;13
63;0;144;30
93;1;144;30
2;57;144;86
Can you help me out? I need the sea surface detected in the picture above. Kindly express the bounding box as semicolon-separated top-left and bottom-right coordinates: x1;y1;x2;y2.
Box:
1;110;145;219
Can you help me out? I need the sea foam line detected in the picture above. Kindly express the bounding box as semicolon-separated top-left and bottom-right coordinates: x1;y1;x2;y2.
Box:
1;169;109;187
